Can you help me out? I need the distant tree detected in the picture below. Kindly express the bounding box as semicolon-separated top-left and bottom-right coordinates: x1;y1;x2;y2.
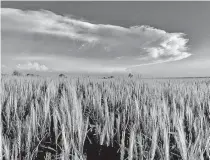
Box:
128;73;133;78
12;70;22;76
26;73;35;76
102;76;114;79
59;74;67;78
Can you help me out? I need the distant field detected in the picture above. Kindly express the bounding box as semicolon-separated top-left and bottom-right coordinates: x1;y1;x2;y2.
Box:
1;76;210;160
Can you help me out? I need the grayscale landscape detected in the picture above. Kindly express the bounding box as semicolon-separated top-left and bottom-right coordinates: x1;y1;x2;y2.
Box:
1;1;210;160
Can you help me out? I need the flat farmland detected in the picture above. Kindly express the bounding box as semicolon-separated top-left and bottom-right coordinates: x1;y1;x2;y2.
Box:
1;76;210;160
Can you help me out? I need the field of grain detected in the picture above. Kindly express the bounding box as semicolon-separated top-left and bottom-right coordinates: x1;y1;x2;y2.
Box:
1;76;210;160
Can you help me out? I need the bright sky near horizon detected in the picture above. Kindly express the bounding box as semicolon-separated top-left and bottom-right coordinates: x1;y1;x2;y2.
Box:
1;1;210;77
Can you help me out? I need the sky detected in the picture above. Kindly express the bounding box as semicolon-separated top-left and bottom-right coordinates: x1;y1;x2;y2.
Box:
1;1;210;77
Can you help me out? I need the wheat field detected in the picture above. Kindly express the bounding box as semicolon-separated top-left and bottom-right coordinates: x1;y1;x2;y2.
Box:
1;76;210;160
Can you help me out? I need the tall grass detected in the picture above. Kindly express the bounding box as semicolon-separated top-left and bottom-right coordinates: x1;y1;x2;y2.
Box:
1;76;210;160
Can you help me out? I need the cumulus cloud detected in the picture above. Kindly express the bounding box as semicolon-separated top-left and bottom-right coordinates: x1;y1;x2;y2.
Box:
1;64;7;68
2;8;191;72
17;62;48;71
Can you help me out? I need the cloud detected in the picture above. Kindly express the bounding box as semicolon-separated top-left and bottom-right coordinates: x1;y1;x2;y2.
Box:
17;62;49;71
1;64;7;68
1;8;191;72
13;55;54;61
